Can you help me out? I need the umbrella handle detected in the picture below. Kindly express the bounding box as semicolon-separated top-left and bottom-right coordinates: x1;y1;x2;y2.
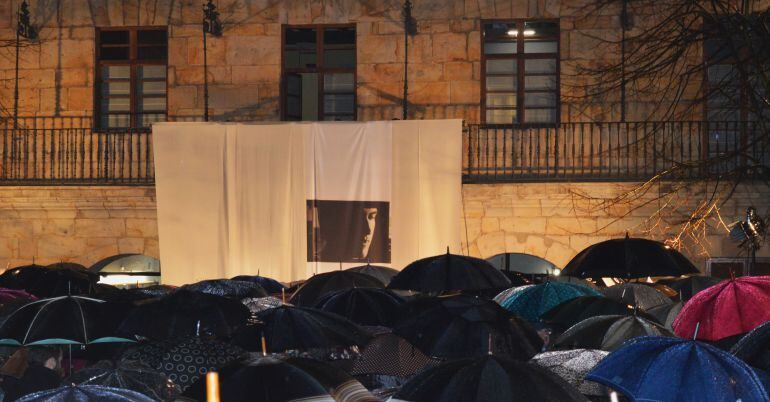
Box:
206;371;220;402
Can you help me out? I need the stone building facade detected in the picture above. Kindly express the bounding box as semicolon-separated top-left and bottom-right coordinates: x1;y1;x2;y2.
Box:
0;0;767;272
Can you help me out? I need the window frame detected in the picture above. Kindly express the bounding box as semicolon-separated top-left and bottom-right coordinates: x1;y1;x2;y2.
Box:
481;18;561;127
94;26;168;130
280;23;357;121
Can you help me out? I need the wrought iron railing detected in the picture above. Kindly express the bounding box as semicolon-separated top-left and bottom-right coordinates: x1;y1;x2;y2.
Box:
463;121;770;182
1;117;767;185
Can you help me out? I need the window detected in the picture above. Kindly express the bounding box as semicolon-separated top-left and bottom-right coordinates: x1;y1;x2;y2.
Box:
282;25;356;121
482;20;559;125
96;27;167;130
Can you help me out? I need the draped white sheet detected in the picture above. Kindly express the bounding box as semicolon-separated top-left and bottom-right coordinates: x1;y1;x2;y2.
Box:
153;120;461;285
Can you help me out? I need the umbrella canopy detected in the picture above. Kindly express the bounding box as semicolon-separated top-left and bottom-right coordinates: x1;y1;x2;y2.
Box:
486;252;559;275
541;296;659;333
23;265;100;297
561;237;699;279
393;355;587;402
587;336;770;402
16;384;156;402
0;288;37;304
285;357;378;402
65;360;181;401
346;264;400;286
313;288;404;327
732;320;770;372
553;314;673;352
0;295;133;346
392;295;542;360
497;282;602;323
647;301;683;331
672;276;770;341
493;285;533;304
0;264;49;289
290;271;384;307
550;275;600;289
234;305;370;353
231;275;286;293
531;349;610;397
182;356;335;402
181;279;267;299
658;275;723;301
389;251;511;293
350;332;440;379
121;336;246;390
602;282;672;310
241;296;285;314
118;289;251;340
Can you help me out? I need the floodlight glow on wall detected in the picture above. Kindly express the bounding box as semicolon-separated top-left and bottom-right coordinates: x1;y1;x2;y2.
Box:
506;29;518;36
523;29;536;36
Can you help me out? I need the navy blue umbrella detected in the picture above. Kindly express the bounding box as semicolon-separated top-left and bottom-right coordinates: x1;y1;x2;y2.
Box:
587;336;769;402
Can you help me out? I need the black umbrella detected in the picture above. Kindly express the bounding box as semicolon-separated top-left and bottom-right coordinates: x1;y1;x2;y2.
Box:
658;275;723;301
231;275;286;294
181;279;268;299
289;271;384;306
0;264;49;290
392;295;542;360
346;264;400;286
121;336;246;390
0;295;133;346
393;355;587;402
732;320;770;371
233;305;370;353
553;314;673;351
602;282;672;310
350;332;440;382
646;301;683;330
389;250;511;293
541;296;659;333
181;356;334;402
118;289;250;340
313;288;404;327
16;384;156;402
561;236;699;279
65;360;181;401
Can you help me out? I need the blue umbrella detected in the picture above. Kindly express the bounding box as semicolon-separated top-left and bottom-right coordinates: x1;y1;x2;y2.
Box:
17;384;155;402
587;336;770;402
497;282;602;323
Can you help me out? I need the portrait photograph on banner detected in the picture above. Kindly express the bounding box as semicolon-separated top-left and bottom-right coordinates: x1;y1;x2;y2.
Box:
307;200;391;263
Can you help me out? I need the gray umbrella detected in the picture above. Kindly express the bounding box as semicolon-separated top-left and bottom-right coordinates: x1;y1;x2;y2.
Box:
65;360;181;401
241;296;286;314
554;314;674;351
647;301;683;331
492;285;533;304
486;253;559;275
602;283;672;310
531;349;610;396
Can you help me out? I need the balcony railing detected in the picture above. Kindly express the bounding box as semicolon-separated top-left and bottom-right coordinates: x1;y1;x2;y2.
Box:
463;121;770;182
1;117;768;185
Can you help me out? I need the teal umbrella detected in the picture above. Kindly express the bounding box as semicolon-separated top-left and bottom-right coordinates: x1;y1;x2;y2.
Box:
497;282;602;323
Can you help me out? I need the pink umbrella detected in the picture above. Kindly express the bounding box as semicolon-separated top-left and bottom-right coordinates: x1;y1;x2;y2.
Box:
672;276;770;341
0;288;37;303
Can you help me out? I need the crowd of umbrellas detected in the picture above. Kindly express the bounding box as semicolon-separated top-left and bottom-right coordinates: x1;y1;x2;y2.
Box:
0;237;769;401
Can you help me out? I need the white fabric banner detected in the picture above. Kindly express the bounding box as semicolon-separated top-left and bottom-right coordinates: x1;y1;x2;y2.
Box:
153;120;461;285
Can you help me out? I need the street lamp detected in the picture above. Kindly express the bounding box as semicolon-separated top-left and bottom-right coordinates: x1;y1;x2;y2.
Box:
402;0;417;120
14;0;37;128
202;0;223;122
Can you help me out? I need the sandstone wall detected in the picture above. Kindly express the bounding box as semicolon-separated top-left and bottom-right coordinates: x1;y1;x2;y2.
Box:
0;186;158;268
0;0;696;123
2;182;767;272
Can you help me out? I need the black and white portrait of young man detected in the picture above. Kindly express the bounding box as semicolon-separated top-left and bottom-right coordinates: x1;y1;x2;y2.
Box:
307;200;391;263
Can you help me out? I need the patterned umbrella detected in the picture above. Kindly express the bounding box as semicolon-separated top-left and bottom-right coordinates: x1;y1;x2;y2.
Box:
65;360;181;401
673;276;770;341
121;336;246;390
181;279;267;299
290;271;384;307
16;385;156;402
241;296;286;314
389;251;511;293
587;336;770;402
393;355;586;402
393;295;542;360
541;295;659;333
497;282;602;323
181;356;335;402
531;349;610;396
602;282;672;310
286;357;378;402
350;332;440;378
346;264;400;286
553;314;673;352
